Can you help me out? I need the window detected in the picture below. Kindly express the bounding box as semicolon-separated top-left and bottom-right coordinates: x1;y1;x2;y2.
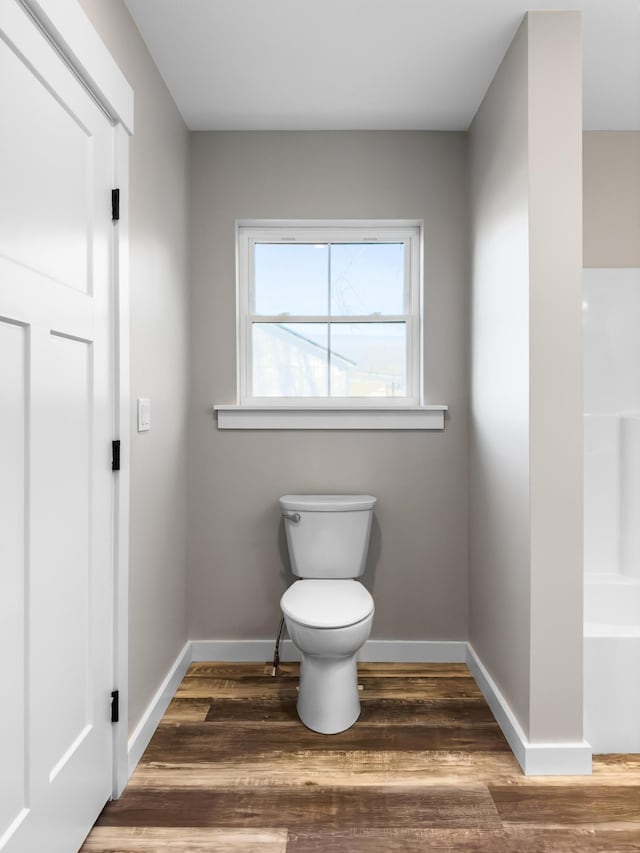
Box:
236;221;422;406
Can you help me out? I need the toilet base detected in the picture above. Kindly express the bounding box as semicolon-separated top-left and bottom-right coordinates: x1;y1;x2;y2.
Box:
297;653;360;734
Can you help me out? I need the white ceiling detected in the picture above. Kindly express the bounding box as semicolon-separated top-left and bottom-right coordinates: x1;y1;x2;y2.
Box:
124;0;640;131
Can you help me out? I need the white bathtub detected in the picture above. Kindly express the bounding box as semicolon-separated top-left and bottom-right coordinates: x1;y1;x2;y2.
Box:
584;574;640;753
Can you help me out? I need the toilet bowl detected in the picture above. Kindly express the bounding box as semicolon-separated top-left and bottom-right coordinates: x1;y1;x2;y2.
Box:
279;494;376;734
282;581;374;734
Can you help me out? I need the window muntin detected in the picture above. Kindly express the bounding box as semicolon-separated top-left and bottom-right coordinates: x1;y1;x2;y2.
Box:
237;223;421;405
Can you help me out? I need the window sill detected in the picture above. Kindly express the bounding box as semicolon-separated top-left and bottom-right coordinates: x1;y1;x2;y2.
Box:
213;404;448;430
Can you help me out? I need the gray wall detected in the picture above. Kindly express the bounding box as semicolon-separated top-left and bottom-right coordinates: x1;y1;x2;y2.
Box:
469;12;583;742
583;132;640;268
527;12;582;742
78;0;191;734
469;18;531;730
188;132;469;643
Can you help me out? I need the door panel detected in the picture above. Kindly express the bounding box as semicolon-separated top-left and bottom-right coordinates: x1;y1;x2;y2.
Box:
38;333;92;774
0;2;115;851
0;17;91;293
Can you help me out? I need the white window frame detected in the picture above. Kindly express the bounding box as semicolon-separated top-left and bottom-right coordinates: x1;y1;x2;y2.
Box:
214;219;447;429
236;220;422;407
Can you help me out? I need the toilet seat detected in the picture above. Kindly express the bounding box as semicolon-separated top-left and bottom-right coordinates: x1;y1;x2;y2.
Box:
281;579;374;629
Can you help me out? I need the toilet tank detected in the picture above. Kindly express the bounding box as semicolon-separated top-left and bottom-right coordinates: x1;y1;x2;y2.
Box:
280;494;376;579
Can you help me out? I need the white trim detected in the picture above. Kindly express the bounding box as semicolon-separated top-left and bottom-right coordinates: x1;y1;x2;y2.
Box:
18;0;134;133
127;642;192;775
247;314;412;324
466;644;592;776
236;220;423;406
522;741;593;776
238;219;425;229
112;125;131;799
214;404;447;430
190;639;467;663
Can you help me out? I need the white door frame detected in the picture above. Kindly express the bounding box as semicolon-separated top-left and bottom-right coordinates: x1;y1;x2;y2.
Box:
19;0;134;799
111;123;131;799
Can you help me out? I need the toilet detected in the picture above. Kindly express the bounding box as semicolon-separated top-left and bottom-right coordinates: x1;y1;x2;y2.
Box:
279;493;376;734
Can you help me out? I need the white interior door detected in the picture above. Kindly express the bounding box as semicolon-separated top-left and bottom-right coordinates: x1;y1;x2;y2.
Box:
0;2;116;851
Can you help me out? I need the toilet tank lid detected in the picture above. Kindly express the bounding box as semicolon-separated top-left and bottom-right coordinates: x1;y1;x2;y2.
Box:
280;494;376;512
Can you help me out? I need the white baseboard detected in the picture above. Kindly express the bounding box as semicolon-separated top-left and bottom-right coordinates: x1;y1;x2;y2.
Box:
190;638;467;664
127;641;192;774
466;644;592;776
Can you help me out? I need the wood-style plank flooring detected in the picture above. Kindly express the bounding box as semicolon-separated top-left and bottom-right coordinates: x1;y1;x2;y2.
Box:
82;662;640;852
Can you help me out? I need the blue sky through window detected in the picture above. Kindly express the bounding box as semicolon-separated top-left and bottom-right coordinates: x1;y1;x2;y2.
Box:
254;242;404;316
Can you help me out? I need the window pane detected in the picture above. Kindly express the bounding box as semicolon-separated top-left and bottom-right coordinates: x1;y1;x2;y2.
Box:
252;323;329;397
330;243;405;316
329;323;406;397
254;244;328;315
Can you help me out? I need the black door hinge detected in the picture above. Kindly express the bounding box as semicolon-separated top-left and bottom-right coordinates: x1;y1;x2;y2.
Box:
111;690;119;724
112;439;121;472
112;188;120;221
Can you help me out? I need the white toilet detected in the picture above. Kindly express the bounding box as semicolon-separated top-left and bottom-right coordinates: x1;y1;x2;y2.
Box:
279;493;376;734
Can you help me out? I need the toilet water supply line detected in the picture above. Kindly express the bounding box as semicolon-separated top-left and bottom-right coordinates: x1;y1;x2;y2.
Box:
271;615;285;676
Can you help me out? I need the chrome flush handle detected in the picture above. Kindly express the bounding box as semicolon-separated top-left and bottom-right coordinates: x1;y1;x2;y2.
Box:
282;511;301;523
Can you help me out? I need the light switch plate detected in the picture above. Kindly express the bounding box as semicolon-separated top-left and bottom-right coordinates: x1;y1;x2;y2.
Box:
137;397;151;432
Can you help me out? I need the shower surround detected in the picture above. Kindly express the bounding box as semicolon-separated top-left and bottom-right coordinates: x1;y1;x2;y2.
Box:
583;267;640;753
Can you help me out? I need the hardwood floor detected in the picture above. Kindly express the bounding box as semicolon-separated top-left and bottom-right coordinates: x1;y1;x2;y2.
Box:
81;662;640;852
